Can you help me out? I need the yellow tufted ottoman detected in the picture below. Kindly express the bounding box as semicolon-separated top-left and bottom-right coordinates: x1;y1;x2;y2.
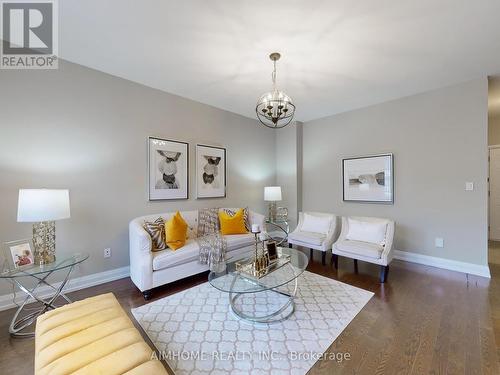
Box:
35;293;167;375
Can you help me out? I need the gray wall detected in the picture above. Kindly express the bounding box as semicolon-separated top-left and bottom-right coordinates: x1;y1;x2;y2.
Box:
0;61;276;295
302;79;489;266
275;121;303;229
0;61;490;300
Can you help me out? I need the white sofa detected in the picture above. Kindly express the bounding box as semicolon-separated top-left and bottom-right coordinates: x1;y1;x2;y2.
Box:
332;216;395;283
288;212;339;265
129;209;265;299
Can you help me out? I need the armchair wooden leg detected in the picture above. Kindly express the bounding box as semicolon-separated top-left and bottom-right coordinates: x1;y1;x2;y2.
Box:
380;265;389;283
332;254;338;269
322;252;326;266
142;289;153;301
288;243;293;248
310;248;313;261
354;259;358;273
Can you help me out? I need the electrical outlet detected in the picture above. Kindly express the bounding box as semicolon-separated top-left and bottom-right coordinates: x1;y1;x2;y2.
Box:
104;248;112;258
435;238;444;248
465;182;474;191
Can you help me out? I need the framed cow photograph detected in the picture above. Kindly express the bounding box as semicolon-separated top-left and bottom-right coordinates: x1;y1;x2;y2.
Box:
196;144;226;198
342;153;394;203
148;137;189;200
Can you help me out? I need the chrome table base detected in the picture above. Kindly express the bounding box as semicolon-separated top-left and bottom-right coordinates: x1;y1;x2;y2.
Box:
228;273;298;324
9;266;74;338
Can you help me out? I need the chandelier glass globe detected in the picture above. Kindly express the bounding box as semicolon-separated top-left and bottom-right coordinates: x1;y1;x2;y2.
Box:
256;53;296;129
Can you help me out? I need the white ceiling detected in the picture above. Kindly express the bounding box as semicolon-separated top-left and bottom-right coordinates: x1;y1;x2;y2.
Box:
59;0;500;122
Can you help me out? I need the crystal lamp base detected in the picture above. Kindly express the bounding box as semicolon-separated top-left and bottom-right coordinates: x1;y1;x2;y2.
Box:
32;221;57;265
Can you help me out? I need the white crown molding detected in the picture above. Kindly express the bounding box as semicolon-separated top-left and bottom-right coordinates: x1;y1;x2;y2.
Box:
394;250;491;278
0;266;130;312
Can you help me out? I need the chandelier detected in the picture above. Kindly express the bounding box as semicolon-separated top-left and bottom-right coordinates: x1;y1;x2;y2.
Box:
256;52;295;128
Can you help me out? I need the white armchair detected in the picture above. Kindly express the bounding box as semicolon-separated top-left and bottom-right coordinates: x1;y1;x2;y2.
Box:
332;216;395;283
288;212;338;265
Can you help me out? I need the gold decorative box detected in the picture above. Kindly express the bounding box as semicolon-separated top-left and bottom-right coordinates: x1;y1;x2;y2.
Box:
235;248;291;280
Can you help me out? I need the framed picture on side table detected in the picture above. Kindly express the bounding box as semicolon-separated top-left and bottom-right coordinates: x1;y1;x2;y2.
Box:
342;153;394;203
196;144;226;198
3;239;35;272
148;137;189;201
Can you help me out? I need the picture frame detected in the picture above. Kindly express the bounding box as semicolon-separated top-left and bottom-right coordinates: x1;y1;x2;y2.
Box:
3;239;35;271
266;241;278;260
148;137;189;201
196;144;226;199
342;153;394;203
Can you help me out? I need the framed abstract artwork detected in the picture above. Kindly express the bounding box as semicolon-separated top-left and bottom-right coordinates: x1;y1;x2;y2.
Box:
196;144;226;198
342;154;394;203
148;137;189;200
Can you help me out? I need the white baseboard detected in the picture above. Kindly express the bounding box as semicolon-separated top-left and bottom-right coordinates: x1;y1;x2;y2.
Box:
0;266;130;312
0;252;490;311
394;250;491;278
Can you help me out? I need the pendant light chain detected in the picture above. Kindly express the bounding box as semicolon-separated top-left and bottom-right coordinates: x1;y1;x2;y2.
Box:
272;59;277;89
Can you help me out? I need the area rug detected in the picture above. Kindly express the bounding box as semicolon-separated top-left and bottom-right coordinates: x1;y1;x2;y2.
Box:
131;271;373;375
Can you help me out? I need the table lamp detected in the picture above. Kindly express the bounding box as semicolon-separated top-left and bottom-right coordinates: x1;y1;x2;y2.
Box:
264;186;282;222
17;189;71;265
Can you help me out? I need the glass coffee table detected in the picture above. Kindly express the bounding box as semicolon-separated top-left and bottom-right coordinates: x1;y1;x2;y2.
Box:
0;253;89;337
209;247;308;323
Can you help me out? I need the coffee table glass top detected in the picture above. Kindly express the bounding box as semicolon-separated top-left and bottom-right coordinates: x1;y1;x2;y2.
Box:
0;253;89;278
209;247;308;294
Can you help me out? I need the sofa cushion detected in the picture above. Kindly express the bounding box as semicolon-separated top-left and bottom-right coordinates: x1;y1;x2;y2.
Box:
142;217;167;251
301;213;332;235
334;240;383;259
219;209;248;235
346;218;387;245
153;234;255;271
288;231;326;246
152;239;200;271
221;207;250;231
165;211;188;250
225;233;254;250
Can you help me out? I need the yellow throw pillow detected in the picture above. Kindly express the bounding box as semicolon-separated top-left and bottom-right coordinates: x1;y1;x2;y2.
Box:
219;208;248;235
165;211;188;250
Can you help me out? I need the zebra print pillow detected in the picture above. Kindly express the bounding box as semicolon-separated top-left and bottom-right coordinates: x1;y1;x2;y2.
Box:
143;217;167;251
221;207;250;232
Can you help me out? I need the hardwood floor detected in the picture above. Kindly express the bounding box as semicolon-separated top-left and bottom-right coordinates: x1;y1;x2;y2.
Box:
1;251;499;374
489;241;500;265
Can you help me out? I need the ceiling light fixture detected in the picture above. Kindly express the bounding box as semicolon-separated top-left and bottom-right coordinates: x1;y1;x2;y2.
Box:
256;52;295;129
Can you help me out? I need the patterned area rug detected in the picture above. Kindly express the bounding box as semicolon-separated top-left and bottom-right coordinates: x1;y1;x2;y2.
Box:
131;271;373;375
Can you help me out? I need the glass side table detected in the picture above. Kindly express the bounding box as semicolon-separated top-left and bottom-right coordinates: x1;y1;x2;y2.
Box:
0;253;89;337
264;218;290;246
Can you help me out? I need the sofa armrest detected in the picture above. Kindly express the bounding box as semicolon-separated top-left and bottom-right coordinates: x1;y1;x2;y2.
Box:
129;220;154;292
380;221;395;265
290;212;304;235
324;216;339;249
336;217;349;244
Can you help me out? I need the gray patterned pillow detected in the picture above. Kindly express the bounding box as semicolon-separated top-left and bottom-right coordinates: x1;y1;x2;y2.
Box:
143;217;167;251
222;207;250;231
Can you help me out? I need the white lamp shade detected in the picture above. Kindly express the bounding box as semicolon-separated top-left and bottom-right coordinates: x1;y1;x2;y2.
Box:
17;189;71;222
264;186;282;201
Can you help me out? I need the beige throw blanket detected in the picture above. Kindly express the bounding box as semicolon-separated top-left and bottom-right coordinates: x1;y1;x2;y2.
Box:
198;208;227;272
